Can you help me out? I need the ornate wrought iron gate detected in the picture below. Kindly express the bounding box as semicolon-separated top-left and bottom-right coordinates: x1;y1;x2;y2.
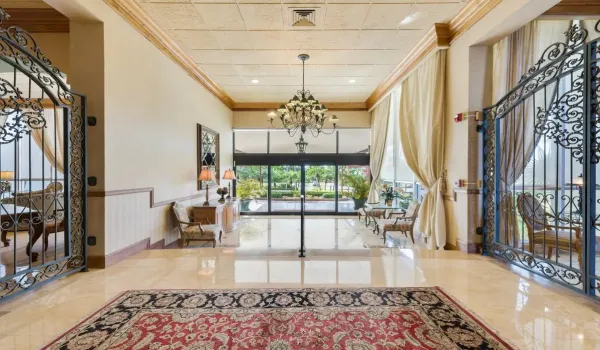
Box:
483;21;600;296
0;8;87;302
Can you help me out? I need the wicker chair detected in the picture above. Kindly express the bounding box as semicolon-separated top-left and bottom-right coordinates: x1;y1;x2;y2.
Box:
171;202;221;248
378;201;420;244
516;193;582;268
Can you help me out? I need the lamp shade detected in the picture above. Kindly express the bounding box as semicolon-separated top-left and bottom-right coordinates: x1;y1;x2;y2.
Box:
223;169;236;180
198;167;215;182
573;174;584;186
0;171;14;180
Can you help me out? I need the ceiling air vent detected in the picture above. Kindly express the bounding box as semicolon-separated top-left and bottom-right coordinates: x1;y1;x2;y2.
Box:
292;9;316;27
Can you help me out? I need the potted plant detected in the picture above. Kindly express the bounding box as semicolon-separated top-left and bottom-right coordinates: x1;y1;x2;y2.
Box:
344;174;370;210
236;179;261;211
380;185;398;206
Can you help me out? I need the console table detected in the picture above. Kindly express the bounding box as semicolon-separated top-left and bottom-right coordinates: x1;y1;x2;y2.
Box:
192;199;240;233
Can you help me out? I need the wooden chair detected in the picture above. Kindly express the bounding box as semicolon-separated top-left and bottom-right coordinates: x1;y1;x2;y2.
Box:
378;201;420;244
516;193;582;268
172;202;221;248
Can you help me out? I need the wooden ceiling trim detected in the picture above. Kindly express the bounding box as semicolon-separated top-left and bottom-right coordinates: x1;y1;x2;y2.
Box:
233;102;367;111
365;0;503;110
103;0;235;109
543;0;600;16
1;8;69;33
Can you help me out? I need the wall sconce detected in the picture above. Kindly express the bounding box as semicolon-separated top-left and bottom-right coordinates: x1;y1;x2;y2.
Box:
454;111;483;123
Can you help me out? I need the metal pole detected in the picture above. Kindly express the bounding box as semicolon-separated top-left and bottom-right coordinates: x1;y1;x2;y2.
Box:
299;195;306;257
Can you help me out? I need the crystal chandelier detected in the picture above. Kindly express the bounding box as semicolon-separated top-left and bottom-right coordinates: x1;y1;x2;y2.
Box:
267;54;339;138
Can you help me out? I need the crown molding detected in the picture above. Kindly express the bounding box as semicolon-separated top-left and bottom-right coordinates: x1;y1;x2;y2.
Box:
233;102;367;112
365;0;502;110
103;0;235;109
1;8;69;33
542;0;600;16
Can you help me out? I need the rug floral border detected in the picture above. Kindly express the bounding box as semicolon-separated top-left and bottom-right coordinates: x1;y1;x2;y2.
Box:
43;287;515;350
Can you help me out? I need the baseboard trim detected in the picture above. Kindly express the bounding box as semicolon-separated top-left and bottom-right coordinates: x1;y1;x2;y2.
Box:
88;238;151;269
457;239;478;253
150;239;165;250
165;239;181;249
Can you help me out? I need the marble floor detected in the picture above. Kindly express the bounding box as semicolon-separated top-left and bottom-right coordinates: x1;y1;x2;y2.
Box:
213;216;426;250
0;220;599;349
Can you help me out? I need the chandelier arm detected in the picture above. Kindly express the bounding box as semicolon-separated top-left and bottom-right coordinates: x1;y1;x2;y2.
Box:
320;127;336;135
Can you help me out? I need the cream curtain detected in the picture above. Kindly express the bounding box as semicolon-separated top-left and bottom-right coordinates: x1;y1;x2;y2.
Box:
584;20;600;42
493;20;571;247
31;107;65;174
368;95;391;203
398;50;447;250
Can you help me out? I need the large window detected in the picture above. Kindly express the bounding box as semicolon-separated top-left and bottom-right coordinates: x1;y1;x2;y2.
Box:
380;88;416;198
233;129;370;214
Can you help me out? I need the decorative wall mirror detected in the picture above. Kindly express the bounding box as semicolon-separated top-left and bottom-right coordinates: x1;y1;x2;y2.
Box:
197;124;220;190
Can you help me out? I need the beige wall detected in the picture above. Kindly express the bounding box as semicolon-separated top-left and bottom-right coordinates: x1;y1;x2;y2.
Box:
52;0;233;256
444;0;560;251
233;110;370;129
34;33;71;76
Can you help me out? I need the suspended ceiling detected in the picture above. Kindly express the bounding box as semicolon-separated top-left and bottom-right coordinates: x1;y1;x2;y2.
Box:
134;0;468;103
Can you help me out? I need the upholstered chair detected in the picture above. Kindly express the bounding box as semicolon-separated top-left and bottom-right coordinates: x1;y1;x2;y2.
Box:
171;202;221;248
379;201;421;244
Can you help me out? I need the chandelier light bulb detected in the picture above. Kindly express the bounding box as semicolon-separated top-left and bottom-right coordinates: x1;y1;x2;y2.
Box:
268;53;339;145
267;111;277;120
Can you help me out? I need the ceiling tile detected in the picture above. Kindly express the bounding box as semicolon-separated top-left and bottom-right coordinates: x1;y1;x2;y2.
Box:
235;65;291;76
199;64;238;76
227;50;289;65
324;4;370;30
362;4;416;30
319;31;360;49
212;31;286;50
193;4;246;30
190;50;232;64
238;4;285;30
169;30;220;49
212;76;246;86
140;3;206;30
137;0;467;102
355;29;424;49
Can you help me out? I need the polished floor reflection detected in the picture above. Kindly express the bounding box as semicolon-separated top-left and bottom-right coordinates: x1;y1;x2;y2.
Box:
0;226;599;349
222;217;425;250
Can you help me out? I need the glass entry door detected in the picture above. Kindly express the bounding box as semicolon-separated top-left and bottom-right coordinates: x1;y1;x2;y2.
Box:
303;165;336;213
271;166;301;212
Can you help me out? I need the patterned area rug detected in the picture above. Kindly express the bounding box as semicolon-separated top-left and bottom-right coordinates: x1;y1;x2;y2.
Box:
43;287;514;350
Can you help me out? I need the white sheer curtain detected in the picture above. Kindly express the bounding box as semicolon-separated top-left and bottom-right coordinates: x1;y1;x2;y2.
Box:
398;50;447;250
368;95;391;203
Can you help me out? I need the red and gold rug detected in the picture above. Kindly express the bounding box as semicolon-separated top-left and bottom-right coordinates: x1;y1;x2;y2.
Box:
43;287;514;349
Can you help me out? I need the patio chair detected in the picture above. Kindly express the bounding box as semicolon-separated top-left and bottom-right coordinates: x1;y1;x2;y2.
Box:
516;193;582;268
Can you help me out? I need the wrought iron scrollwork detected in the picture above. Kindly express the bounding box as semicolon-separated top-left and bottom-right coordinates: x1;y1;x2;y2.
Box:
491;243;582;286
0;6;86;302
0;77;46;144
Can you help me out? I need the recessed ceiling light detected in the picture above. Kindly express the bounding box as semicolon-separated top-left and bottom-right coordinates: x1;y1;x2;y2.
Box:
399;13;418;26
251;79;259;84
349;79;356;83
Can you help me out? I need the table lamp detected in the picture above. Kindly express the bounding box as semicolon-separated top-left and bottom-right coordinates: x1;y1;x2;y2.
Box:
198;167;215;206
0;170;14;196
222;169;236;200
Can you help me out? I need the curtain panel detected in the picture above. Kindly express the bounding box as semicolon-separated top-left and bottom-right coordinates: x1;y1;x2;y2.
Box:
398;49;447;250
368;95;391;203
493;20;571;248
